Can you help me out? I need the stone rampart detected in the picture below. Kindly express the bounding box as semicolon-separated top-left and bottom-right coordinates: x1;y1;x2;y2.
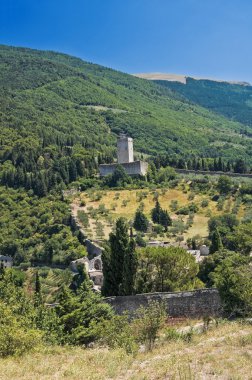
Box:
105;289;222;318
99;161;148;177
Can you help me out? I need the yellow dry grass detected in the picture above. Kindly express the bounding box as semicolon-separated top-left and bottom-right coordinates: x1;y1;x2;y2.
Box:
0;322;251;380
74;188;243;241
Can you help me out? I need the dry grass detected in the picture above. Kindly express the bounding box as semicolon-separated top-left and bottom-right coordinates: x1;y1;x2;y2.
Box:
73;188;242;241
0;322;251;380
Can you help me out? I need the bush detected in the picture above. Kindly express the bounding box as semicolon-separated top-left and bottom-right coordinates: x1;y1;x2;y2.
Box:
176;203;198;215
0;303;42;357
170;200;178;211
164;327;194;343
201;199;209;208
135;234;147;247
153;224;163;234
133;301;166;351
96;314;138;355
77;210;89;227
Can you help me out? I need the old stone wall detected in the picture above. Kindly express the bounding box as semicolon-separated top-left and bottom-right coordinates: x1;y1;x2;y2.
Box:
99;161;148;177
175;168;252;178
105;289;222;318
85;239;104;258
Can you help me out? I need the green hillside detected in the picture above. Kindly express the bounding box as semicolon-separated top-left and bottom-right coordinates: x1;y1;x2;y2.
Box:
155;77;252;129
1;44;252;195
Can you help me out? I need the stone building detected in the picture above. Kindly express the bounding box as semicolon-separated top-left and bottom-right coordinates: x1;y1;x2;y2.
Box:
0;255;13;268
99;134;148;177
70;254;103;291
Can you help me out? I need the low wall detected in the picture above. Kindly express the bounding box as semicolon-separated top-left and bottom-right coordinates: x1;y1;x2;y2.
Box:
175;168;252;178
105;289;222;318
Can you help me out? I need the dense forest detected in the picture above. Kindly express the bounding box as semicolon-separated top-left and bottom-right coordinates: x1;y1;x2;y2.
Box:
155;77;252;128
1;45;252;197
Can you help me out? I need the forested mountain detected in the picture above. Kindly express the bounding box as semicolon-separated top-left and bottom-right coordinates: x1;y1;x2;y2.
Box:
153;77;252;129
1;45;252;196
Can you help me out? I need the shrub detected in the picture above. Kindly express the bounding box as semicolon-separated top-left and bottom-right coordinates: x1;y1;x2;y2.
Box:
77;210;89;227
133;301;166;351
0;303;42;357
201;199;209;208
164;327;194;343
170;199;178;211
96;314;138;355
135;234;147;247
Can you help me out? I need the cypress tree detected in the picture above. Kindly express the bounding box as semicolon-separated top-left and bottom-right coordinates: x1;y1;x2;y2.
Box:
159;209;172;231
102;218;137;296
133;210;149;232
151;201;172;231
210;229;223;254
151;200;161;224
122;238;137;295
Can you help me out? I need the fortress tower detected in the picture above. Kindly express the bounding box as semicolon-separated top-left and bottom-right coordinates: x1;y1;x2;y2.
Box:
117;134;134;164
99;134;148;177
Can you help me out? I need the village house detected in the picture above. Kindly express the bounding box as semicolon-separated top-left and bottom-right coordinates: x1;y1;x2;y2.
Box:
0;255;13;268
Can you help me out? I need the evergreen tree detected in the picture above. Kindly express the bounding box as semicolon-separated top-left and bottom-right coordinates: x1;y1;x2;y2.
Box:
133;210;149;232
159;209;172;231
210;228;223;254
151;201;172;231
151;200;161;224
102;218;137;296
122;238;137;295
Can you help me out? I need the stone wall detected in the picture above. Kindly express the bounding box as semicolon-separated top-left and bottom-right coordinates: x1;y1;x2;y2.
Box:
105;289;222;318
99;161;148;177
85;239;104;258
175;168;252;178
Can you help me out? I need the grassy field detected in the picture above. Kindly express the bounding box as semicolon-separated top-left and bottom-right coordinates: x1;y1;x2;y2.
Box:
72;186;244;242
0;321;251;380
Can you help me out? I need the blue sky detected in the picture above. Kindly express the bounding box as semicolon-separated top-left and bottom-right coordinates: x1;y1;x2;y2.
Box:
1;0;252;82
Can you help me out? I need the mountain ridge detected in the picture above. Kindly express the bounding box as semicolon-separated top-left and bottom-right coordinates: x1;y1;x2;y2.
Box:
133;72;251;86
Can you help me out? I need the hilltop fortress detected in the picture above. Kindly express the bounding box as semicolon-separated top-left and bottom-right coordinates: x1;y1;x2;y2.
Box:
99;135;148;177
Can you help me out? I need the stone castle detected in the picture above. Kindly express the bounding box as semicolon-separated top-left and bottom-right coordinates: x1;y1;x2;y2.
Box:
99;134;148;177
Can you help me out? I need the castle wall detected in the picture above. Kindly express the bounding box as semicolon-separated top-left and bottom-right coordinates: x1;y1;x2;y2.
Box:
99;161;148;177
105;289;222;318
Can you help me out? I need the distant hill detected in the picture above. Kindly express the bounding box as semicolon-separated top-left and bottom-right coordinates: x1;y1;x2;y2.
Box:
134;72;251;86
0;45;252;194
133;73;187;84
134;72;252;128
